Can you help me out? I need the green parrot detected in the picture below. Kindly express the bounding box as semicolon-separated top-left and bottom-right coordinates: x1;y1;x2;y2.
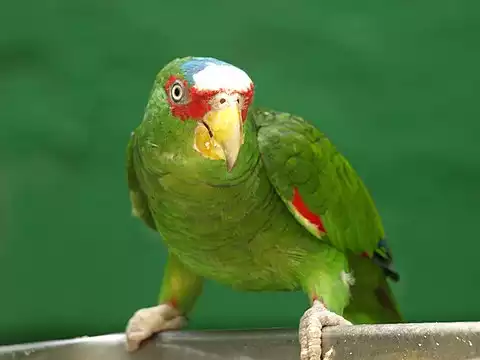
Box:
125;56;402;360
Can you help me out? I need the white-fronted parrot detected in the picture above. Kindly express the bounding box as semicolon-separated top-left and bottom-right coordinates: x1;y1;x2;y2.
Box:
125;56;402;360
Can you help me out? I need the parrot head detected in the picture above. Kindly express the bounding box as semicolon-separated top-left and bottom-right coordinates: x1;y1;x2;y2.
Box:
143;56;255;173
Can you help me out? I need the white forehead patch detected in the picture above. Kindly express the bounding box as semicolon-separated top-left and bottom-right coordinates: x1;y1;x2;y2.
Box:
192;63;252;92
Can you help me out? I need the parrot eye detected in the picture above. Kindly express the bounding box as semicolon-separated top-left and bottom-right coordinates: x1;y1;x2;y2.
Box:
170;81;185;103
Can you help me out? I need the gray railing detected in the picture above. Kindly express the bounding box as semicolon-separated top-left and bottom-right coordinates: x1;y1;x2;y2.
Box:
1;322;479;359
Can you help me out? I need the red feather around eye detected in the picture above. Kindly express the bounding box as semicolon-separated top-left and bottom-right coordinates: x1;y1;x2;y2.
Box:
241;84;254;121
164;75;255;122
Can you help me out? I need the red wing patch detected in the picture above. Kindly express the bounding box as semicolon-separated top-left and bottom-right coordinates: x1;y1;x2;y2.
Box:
291;187;326;234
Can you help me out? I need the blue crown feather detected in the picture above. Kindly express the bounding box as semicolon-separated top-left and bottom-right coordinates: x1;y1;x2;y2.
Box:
181;57;228;85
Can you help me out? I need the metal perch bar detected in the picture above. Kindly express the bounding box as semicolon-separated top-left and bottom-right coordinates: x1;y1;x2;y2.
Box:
0;322;479;360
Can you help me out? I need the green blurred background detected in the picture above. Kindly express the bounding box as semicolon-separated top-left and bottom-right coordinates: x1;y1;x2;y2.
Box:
1;0;479;345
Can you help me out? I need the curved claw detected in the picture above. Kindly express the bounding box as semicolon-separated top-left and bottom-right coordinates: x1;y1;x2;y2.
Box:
125;304;187;352
299;300;352;360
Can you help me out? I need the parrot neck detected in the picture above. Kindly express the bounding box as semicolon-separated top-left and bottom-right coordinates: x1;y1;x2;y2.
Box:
144;114;275;247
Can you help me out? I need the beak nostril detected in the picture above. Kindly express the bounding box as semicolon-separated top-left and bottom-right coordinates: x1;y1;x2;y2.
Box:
219;98;226;104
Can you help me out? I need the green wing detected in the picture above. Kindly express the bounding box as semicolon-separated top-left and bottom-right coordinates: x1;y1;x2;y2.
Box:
126;131;157;230
253;108;386;258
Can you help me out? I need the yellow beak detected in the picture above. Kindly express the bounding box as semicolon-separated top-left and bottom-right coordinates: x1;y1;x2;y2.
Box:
202;104;243;171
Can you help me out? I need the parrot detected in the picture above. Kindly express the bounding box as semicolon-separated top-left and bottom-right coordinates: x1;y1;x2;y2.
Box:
125;56;403;360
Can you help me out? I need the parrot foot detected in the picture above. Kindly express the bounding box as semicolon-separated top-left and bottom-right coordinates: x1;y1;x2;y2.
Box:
299;300;352;360
125;304;186;352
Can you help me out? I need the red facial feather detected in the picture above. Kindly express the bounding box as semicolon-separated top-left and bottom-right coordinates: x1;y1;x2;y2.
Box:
241;84;254;121
164;75;254;122
292;187;326;234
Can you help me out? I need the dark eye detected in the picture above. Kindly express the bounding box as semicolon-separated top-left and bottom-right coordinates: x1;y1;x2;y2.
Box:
170;82;184;103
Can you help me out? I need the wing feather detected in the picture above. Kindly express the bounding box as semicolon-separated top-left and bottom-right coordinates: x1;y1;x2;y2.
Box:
253;109;393;269
126;132;157;230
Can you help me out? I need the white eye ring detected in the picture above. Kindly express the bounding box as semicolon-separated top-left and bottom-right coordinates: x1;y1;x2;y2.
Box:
170;82;184;102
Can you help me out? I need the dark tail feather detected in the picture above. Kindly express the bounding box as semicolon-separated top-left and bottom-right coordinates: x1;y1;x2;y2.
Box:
372;251;400;282
345;254;403;324
372;238;400;282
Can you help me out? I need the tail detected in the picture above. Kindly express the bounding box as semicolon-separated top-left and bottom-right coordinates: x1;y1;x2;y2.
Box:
344;253;403;324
